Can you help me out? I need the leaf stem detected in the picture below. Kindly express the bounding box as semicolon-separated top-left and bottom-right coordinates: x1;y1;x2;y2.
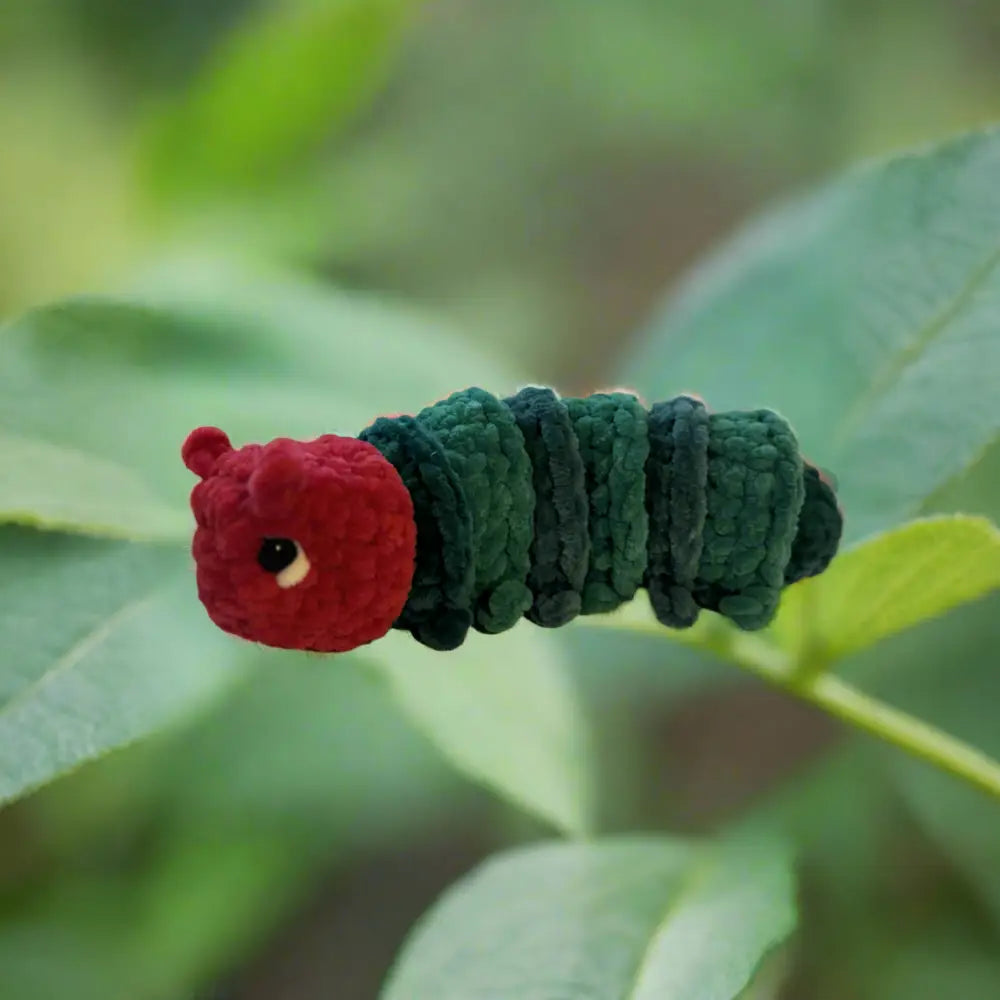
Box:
579;595;1000;801
738;650;1000;801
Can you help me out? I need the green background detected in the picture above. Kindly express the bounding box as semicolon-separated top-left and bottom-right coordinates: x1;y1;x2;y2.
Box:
2;1;1000;997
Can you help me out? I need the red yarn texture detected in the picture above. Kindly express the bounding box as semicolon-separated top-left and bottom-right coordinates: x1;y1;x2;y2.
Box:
183;427;416;653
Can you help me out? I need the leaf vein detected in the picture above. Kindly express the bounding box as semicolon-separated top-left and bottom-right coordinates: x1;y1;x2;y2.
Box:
0;596;155;724
625;850;716;1000
836;241;1000;448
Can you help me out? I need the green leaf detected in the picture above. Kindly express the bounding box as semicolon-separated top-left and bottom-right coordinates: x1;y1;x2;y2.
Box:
0;262;519;500
622;127;1000;542
141;0;419;199
0;431;186;541
922;433;1000;522
0;528;242;805
381;833;796;1000
771;515;1000;663
371;624;593;835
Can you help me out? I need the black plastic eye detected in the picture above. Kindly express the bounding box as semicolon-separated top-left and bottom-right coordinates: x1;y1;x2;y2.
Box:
257;538;298;574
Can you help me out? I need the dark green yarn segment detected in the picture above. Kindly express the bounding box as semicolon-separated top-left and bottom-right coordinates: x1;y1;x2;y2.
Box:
358;415;474;650
645;396;709;628
785;465;843;584
504;386;590;628
416;387;535;633
565;392;650;615
695;410;805;630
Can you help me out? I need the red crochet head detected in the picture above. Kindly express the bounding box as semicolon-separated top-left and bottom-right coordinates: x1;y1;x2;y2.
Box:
182;426;416;653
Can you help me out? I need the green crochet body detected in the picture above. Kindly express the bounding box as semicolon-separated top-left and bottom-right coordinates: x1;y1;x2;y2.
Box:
360;387;842;650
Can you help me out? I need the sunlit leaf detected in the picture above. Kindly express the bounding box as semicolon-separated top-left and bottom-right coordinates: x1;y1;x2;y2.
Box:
771;515;1000;663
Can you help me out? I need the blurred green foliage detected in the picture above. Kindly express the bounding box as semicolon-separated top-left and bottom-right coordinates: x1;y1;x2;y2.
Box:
2;1;1000;998
140;0;420;200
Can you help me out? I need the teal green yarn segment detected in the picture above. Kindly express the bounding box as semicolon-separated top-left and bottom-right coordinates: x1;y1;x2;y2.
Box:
359;415;474;650
786;465;843;584
566;392;650;615
359;387;839;648
504;387;589;628
416;387;534;633
645;396;708;628
666;398;709;589
603;396;650;603
698;410;805;630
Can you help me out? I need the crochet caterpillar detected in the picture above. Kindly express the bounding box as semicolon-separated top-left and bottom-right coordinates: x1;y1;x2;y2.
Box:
182;387;842;654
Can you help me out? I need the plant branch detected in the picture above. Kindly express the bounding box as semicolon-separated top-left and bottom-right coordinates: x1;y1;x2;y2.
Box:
580;595;1000;801
737;648;1000;802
